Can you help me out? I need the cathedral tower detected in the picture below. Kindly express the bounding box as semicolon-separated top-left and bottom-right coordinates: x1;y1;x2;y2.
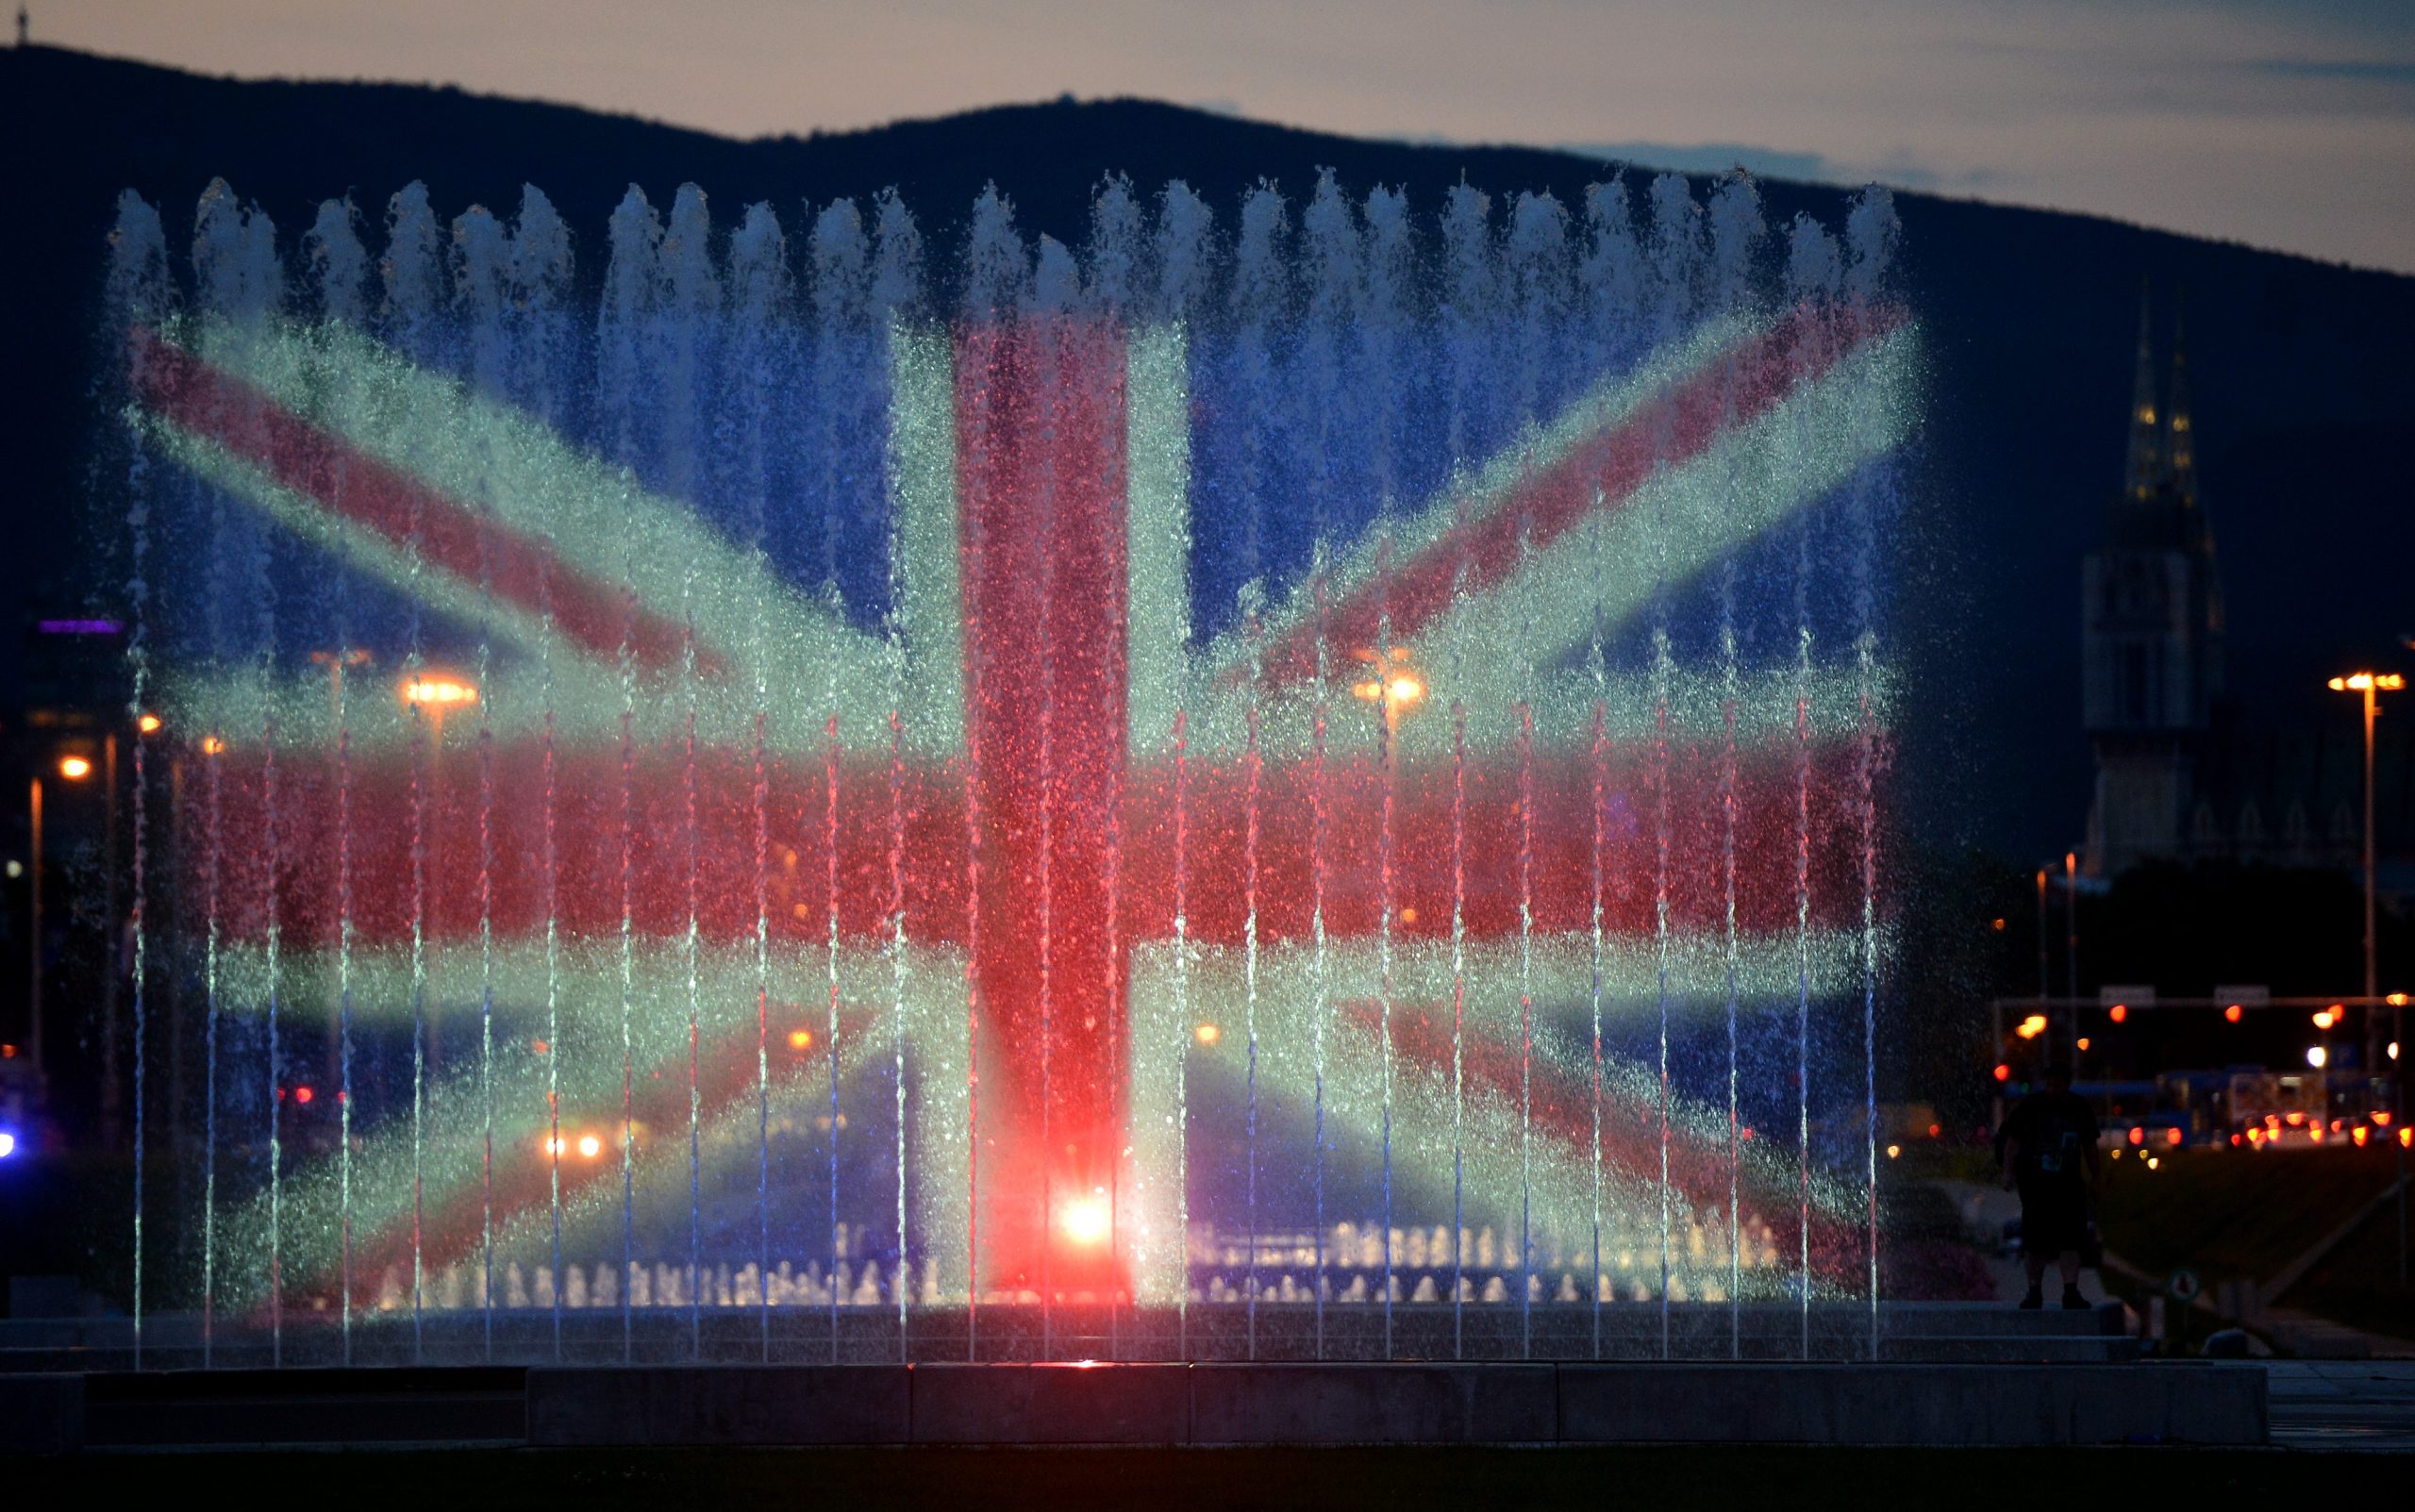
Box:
2082;289;2225;875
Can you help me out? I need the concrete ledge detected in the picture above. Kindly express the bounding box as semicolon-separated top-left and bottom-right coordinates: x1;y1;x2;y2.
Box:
85;1367;525;1445
0;1373;84;1454
1558;1363;2266;1446
1191;1363;1557;1444
913;1362;1189;1443
527;1364;908;1446
38;1359;2270;1449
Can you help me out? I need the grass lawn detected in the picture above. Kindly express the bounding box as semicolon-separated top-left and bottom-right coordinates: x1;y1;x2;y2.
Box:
2295;1182;2415;1341
2094;1142;2411;1338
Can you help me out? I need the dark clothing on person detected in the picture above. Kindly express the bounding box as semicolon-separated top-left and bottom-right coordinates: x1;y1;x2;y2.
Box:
2016;1177;2092;1254
1997;1090;2100;1183
1996;1090;2099;1254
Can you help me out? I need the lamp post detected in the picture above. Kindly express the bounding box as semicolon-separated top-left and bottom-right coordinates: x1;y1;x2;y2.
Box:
2328;673;2401;1078
102;732;122;1149
26;773;42;1094
28;752;96;1099
2063;850;2079;1058
400;673;476;1075
2035;867;2050;1004
1349;649;1427;731
2332;669;2407;1284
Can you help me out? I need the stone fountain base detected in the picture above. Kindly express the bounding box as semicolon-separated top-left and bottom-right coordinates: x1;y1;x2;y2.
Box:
6;1308;2267;1453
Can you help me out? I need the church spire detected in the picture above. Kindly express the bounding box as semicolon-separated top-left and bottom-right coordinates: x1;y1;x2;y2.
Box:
2123;282;2163;500
2163;287;2196;507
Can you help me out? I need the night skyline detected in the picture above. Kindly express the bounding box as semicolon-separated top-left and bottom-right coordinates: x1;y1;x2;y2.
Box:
28;0;2415;274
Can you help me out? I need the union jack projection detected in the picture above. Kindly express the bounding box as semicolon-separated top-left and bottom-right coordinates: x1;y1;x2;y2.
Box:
105;172;1915;1359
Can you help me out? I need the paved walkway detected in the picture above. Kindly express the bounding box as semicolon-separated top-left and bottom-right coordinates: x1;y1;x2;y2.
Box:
2269;1361;2415;1451
1935;1179;2102;1306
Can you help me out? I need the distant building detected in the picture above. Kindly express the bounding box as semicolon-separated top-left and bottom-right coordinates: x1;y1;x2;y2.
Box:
2081;295;2223;875
2080;294;2415;884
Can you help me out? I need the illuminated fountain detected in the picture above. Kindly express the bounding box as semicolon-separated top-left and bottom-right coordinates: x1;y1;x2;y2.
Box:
92;168;1916;1365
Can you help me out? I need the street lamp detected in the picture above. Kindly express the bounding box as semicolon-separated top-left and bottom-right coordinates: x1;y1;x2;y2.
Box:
401;673;478;708
1350;648;1426;730
2063;850;2079;1058
401;673;479;739
2328;672;2402;1080
2334;668;2408;1284
26;752;94;1095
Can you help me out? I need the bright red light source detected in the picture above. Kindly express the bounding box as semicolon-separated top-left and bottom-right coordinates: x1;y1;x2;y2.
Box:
1058;1191;1112;1247
2224;1004;2243;1022
2164;1125;2181;1147
1927;1123;1941;1138
2108;1004;2127;1023
2230;1134;2241;1147
2128;1126;2144;1145
293;1086;314;1105
1992;1063;2011;1082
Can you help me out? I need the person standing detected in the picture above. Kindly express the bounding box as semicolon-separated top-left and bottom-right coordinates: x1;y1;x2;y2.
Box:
1996;1060;2102;1309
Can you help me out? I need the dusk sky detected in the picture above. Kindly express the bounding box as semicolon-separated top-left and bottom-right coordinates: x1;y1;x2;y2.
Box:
33;0;2415;274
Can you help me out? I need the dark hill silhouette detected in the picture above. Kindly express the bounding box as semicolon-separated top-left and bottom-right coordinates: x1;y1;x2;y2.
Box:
6;42;2413;860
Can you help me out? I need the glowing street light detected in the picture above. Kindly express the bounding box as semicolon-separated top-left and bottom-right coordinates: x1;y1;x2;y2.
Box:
403;673;479;739
545;1132;608;1160
401;674;478;707
2330;671;2401;1077
136;712;163;735
22;753;97;1088
1351;648;1427;728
